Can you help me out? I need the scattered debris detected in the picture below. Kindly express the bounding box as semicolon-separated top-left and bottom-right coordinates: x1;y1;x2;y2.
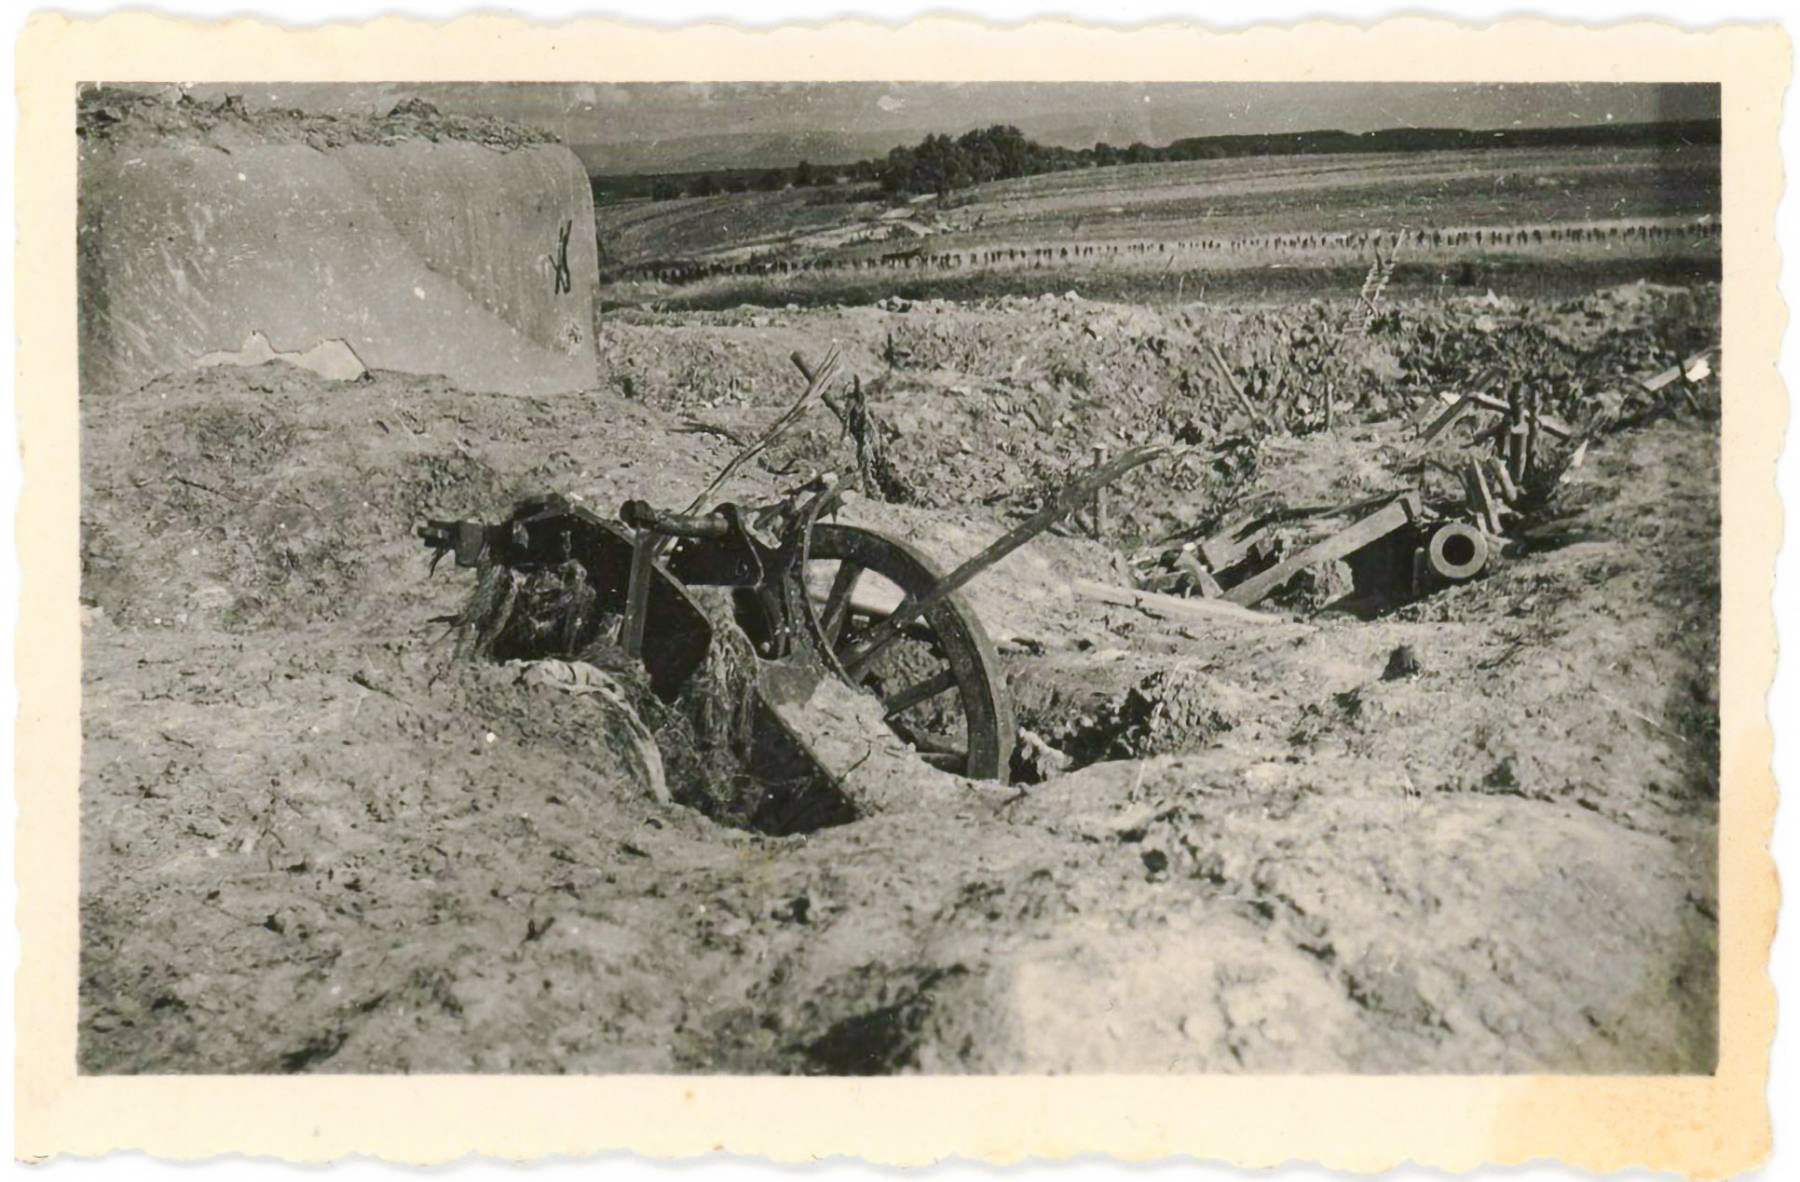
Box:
1123;323;1718;618
1013;727;1073;782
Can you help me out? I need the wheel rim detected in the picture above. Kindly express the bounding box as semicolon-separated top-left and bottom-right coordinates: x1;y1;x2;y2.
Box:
804;523;1014;782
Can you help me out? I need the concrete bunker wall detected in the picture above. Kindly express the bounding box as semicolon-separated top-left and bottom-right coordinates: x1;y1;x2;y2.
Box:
80;139;600;398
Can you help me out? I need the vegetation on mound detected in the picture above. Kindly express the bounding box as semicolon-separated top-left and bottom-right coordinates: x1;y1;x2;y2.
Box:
78;86;556;152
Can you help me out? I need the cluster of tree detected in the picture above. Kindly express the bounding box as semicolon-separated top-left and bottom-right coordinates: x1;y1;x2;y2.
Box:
874;125;1083;196
592;117;1719;204
594;125;1075;202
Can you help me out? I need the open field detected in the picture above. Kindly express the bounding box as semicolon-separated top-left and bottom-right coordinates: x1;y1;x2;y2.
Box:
596;145;1720;309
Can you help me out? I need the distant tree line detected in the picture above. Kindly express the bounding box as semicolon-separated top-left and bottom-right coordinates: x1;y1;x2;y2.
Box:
590;118;1719;204
874;125;1079;196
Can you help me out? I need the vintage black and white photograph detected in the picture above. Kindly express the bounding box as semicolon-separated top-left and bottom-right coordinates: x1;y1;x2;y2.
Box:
73;74;1727;1079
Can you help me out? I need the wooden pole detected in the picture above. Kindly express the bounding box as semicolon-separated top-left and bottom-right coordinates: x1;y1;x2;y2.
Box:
841;444;1170;678
1470;461;1503;536
1222;495;1419;607
1206;343;1271;433
1091;443;1109;538
1524;386;1542;484
1488;454;1520;503
1506;386;1524;486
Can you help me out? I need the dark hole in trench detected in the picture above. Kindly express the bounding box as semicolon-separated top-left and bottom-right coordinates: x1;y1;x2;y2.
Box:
1005;524;1454;784
1440;532;1477;567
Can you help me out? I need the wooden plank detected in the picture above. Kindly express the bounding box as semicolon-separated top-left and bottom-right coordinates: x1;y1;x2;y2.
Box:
1200;531;1261;573
1222;495;1418;607
1174;548;1226;598
1072;578;1294;627
1206;343;1273;432
1465;390;1572;439
1487;455;1520;503
1407;391;1460;429
1199;519;1267;572
1641;360;1686;392
621;528;659;660
1504;389;1523;485
1469;461;1503;536
1524;387;1542;482
1420;392;1478;446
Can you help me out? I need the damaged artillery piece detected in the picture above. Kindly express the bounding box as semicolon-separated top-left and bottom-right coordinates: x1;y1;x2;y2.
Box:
417;484;1015;781
1158;344;1720;612
420;404;1168;789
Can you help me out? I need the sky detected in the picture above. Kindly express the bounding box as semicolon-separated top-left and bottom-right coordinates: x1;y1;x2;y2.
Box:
183;81;1719;174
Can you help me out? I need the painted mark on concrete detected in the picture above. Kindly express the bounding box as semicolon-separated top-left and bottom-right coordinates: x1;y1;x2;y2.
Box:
551;219;572;294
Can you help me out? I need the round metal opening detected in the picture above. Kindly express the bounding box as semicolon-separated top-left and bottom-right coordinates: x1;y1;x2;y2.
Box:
1427;523;1489;581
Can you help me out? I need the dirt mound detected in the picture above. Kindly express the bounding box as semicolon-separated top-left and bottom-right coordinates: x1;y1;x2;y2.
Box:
80;92;597;400
78;364;736;636
972;753;1714;1072
854;285;1716;542
1392;283;1720;422
595;285;1714;556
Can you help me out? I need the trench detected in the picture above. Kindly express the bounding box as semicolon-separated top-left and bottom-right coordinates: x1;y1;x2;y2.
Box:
453;558;863;837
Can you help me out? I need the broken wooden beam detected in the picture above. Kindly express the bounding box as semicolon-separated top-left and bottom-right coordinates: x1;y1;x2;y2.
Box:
1091;443;1110;538
1469;461;1503;536
1173;546;1226;598
1524;386;1542;482
1487;455;1520;503
1072;578;1296;628
1420;392;1479;446
1640;348;1716;393
1222;493;1421;607
1464;390;1572;439
1205;343;1274;433
1199;526;1270;574
1425;389;1572;443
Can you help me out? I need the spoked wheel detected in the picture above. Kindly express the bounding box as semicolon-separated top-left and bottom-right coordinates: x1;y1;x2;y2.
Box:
803;523;1014;782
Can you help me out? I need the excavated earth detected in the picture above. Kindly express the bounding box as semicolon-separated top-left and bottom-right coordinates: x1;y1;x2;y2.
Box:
80;285;1719;1074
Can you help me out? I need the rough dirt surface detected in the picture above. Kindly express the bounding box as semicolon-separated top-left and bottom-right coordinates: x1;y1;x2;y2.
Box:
82;280;1718;1074
602;284;1717;544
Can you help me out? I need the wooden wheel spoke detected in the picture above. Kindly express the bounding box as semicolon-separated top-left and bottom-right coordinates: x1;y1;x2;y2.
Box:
882;667;959;720
918;749;970;773
895;728;966;758
817;561;864;644
804;522;1014;782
